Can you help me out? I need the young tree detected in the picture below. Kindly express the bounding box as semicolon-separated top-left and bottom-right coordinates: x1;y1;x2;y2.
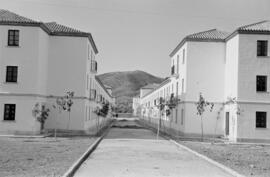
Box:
157;97;165;139
32;103;50;134
100;102;110;129
53;91;74;131
53;97;66;138
165;94;181;134
65;91;74;130
195;93;214;141
93;106;102;135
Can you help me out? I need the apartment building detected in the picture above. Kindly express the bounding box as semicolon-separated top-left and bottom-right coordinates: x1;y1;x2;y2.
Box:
0;9;114;135
138;21;270;142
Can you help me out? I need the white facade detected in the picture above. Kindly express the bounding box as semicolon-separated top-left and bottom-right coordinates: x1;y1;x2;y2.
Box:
138;21;270;142
0;10;114;135
225;33;270;142
132;96;140;116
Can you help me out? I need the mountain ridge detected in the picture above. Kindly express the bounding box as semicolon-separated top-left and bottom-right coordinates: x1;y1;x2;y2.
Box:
97;70;164;112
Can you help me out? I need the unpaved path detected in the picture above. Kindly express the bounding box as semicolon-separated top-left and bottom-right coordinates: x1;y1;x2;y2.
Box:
74;118;234;177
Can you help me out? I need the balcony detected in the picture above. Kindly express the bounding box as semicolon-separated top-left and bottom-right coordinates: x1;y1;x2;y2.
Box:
171;65;175;75
91;60;98;73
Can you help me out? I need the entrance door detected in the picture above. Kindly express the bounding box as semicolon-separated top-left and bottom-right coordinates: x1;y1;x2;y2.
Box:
225;112;229;136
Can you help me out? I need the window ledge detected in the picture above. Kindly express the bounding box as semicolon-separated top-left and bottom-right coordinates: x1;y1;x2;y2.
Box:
257;56;270;58
256;91;269;94
2;120;16;122
3;82;18;84
255;127;267;130
6;45;20;48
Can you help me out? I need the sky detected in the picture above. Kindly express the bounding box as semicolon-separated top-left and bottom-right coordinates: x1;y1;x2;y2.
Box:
1;0;270;77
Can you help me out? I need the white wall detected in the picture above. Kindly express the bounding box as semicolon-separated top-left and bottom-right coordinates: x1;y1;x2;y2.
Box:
234;33;270;141
0;26;47;94
47;36;88;96
237;34;270;101
0;95;45;134
186;41;225;102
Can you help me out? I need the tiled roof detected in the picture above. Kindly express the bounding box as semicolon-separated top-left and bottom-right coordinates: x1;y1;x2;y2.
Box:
237;20;270;32
170;29;229;57
0;9;98;54
0;9;40;24
141;83;160;89
44;22;87;34
142;79;171;98
186;29;230;40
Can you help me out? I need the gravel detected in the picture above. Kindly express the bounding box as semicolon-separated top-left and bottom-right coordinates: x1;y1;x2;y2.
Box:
0;137;96;177
178;141;270;177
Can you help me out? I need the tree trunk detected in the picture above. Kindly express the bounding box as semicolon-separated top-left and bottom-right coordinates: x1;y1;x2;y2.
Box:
201;116;204;141
54;127;57;139
96;116;100;135
67;111;71;130
40;121;44;134
157;111;161;140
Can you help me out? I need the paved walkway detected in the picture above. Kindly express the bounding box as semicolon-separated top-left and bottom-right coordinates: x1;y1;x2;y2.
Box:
74;120;233;177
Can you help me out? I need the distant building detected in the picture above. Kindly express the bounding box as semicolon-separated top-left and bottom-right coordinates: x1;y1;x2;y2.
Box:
132;94;140;116
0;9;114;135
137;21;270;142
139;83;159;98
104;85;113;95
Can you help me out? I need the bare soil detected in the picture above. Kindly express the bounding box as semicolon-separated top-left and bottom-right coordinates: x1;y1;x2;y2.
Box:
178;141;270;177
0;137;96;177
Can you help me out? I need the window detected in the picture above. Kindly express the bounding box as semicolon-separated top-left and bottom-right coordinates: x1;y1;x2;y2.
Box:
6;66;18;83
85;106;88;121
4;104;16;121
86;74;89;90
257;40;268;56
181;109;184;125
256;112;267;128
90;89;97;100
182;49;185;64
177;55;179;74
256;75;267;92
175;109;178;124
176;82;179;96
88;106;91;120
182;79;184;93
8;30;19;46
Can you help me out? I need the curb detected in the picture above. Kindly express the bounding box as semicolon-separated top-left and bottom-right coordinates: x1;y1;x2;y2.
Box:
62;124;111;177
0;134;52;138
170;140;246;177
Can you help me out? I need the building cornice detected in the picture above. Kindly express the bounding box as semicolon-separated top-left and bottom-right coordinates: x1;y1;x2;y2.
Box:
141;78;171;99
0;22;98;54
169;38;225;57
94;76;113;98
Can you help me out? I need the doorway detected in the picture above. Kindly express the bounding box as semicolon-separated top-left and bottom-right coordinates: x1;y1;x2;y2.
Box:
225;112;229;136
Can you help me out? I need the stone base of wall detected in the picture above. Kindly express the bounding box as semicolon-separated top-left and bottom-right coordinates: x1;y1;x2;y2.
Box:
139;118;223;140
0;130;41;135
237;138;270;143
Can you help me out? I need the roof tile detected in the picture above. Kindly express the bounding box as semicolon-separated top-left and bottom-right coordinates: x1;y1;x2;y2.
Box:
238;20;270;32
44;22;87;34
186;29;230;40
0;9;39;24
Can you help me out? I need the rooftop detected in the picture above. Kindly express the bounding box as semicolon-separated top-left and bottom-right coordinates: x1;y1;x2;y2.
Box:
0;9;98;53
0;9;40;24
44;22;87;34
237;20;270;32
141;83;160;89
186;29;229;41
170;29;230;57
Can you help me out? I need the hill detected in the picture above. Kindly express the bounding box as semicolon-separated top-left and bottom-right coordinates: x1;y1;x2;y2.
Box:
97;70;164;113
